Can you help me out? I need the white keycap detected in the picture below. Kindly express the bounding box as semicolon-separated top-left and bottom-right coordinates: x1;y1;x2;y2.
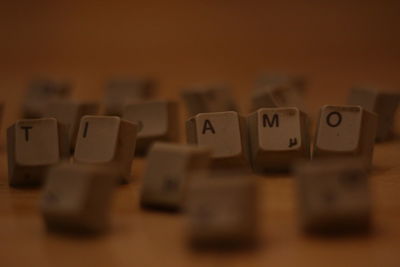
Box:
74;116;139;183
122;100;179;155
247;107;310;172
140;142;211;210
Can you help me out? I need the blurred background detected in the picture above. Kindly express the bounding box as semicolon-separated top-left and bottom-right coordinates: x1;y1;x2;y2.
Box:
1;0;400;129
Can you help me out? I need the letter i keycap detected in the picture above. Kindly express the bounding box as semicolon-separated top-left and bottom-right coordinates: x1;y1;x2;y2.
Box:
186;111;249;167
313;105;377;169
247;107;310;172
74;116;139;183
7;118;69;187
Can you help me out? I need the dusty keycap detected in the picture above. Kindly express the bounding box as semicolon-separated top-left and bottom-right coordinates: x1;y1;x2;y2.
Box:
41;162;118;234
247;107;310;172
187;174;258;248
122;100;180;155
7;118;69;187
45;100;99;152
181;84;237;117
348;87;400;142
140;142;211;211
294;158;371;234
186;111;249;167
74;116;138;183
313;105;377;169
104;77;156;116
22;79;71;118
251;83;306;111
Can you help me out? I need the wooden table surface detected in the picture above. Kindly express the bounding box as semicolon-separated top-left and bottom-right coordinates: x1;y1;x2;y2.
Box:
1;1;400;266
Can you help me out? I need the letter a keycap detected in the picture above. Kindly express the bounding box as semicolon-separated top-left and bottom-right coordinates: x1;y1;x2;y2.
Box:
186;111;248;167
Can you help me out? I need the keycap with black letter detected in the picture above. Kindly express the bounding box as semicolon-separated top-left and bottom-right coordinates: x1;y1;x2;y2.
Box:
7;118;69;187
348;87;400;142
41;162;118;233
181;84;237;117
294;158;371;234
122;100;179;155
247;107;310;172
186;111;249;167
187;174;258;247
313;105;377;169
140;142;210;211
74;116;139;183
104;77;156;116
45;100;99;152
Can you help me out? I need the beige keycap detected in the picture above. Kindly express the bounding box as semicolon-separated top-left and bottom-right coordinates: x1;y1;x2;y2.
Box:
45;100;99;151
104;77;156;116
348;87;400;141
140;142;211;210
22;79;71;118
7;118;69;187
41;162;118;233
313;105;377;169
187;175;258;247
294;158;371;234
251;83;305;111
181;84;237;116
122;100;180;155
186;111;249;167
247;107;310;172
256;73;307;93
74;116;138;183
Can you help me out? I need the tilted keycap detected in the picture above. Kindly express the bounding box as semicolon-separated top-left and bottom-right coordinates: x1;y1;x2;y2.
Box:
104;77;156;116
186;111;249;167
45;100;99;152
313;105;377;169
140;142;211;210
122;100;179;155
251;83;305;111
22;79;71;118
187;174;258;247
294;158;371;234
41;162;118;233
247;107;310;172
7;118;69;187
348;87;400;142
181;84;237;117
74;116;139;183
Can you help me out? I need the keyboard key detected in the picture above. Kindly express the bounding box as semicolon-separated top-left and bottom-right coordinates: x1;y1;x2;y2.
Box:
122;100;179;155
251;84;305;111
313;105;377;169
256;73;307;92
247;107;310;172
45;100;99;152
186;111;249;167
23;79;71;118
181;84;237;116
140;142;211;211
187;174;258;247
104;77;156;116
294;158;371;234
41;162;118;233
7;118;69;187
348;87;400;141
74;116;139;183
